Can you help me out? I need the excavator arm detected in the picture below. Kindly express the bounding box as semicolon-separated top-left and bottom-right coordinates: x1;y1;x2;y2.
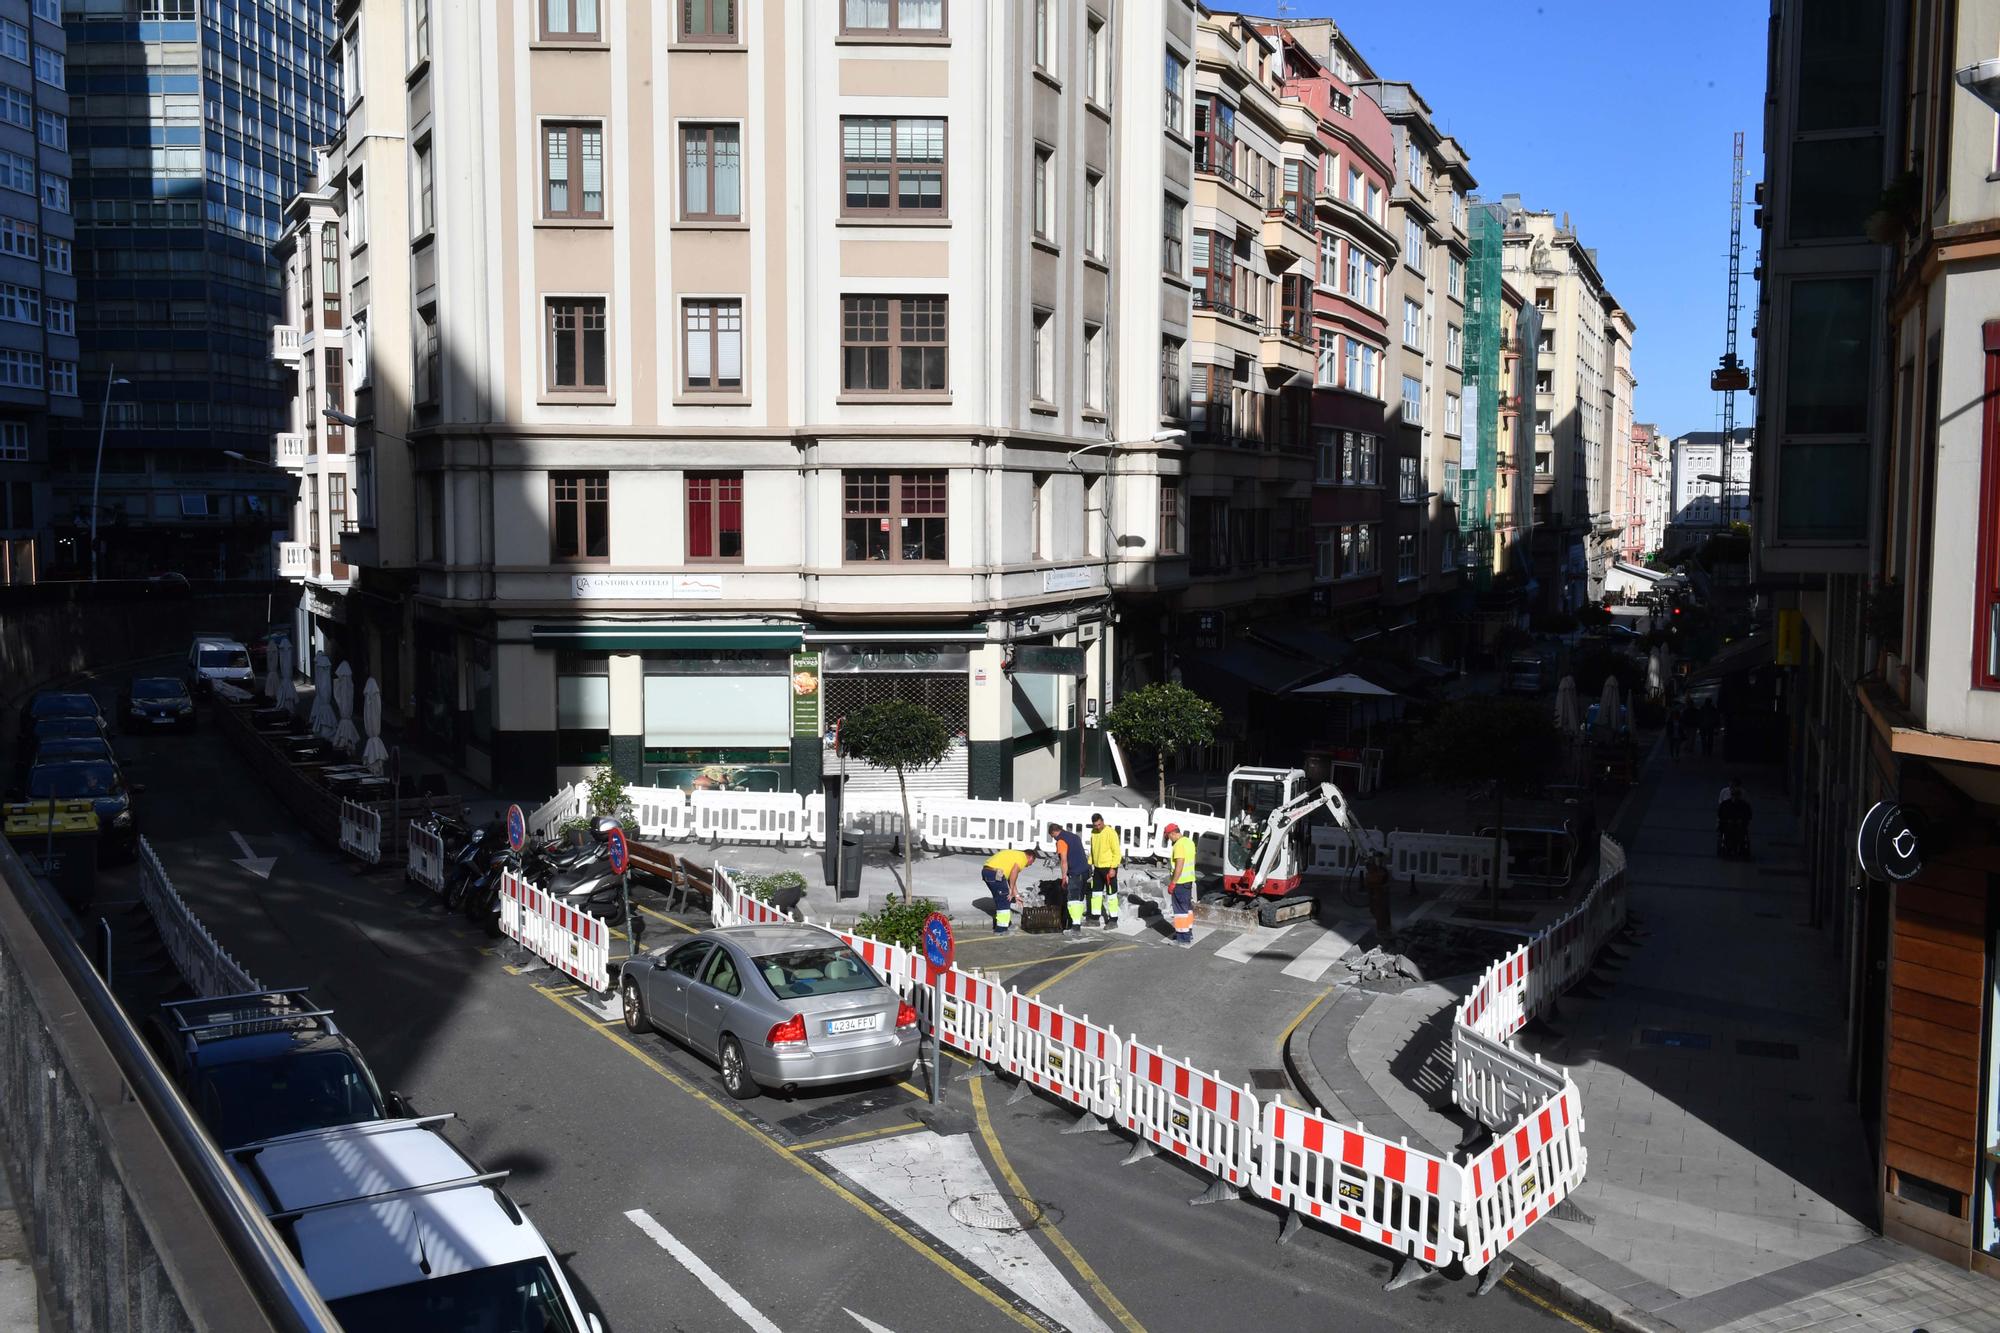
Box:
1243;781;1369;893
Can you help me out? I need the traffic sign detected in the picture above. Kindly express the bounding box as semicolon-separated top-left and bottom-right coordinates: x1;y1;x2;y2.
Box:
506;803;526;853
605;824;629;876
921;912;954;971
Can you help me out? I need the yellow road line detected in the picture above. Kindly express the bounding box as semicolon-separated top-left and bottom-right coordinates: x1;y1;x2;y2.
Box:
968;1077;1147;1333
528;985;1044;1332
979;945;1134;974
1500;1276;1608;1332
1034;944;1138;992
1277;986;1334;1048
787;1121;925;1154
635;903;699;933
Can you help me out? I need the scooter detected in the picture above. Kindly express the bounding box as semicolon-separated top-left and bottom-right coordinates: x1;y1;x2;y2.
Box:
1716;811;1751;860
442;825;495;910
462;845;519;939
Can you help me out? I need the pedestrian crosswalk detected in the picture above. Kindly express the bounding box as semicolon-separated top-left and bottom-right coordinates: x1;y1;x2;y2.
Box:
1147;917;1365;978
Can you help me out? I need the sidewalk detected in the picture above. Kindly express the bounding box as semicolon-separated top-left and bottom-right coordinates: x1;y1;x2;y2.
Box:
0;1172;39;1332
1287;743;2000;1331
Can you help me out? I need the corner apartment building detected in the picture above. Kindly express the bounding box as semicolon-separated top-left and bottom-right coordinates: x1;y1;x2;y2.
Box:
1758;0;2000;1276
0;0;76;583
1502;196;1616;613
290;0;1193;804
53;0;338;580
1667;427;1752;539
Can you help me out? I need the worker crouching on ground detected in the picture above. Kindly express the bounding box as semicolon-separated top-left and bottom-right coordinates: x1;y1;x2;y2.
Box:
1165;823;1197;946
1087;813;1122;930
983;846;1031;934
1051;822;1089;937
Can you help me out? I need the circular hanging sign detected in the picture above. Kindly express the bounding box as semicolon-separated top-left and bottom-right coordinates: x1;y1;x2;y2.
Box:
1856;801;1922;882
506;804;527;853
922;912;955;971
605;824;629;876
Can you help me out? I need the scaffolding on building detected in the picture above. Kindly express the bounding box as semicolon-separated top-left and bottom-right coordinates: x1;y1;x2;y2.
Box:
1458;201;1507;589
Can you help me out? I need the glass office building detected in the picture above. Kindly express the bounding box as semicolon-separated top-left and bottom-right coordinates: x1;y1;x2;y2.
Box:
48;0;337;579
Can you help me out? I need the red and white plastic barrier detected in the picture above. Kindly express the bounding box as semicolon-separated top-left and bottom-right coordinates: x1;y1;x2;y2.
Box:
338;799;381;864
498;867;609;992
1258;1102;1465;1270
406;821;446;893
1005;995;1121;1120
1119;1040;1259;1191
933;967;1010;1065
1460;1085;1587;1275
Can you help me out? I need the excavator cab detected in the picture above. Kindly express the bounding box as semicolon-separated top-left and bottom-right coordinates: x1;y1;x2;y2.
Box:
1223;767;1306;893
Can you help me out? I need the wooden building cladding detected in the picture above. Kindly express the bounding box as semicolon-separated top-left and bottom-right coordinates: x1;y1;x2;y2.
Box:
1881;839;1993;1269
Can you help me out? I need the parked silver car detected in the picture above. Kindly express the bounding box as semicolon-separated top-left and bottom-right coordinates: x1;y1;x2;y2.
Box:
619;925;920;1100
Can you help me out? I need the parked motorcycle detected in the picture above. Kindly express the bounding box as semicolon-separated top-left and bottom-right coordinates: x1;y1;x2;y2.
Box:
462;844;519;939
443;824;496;910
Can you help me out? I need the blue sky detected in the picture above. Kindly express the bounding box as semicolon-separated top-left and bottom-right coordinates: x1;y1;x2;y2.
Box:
1272;0;1768;437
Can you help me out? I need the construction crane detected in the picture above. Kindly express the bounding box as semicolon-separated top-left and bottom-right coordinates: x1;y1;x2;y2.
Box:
1710;131;1750;528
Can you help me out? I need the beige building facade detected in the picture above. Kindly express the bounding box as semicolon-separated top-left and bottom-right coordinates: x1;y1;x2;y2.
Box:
275;0;1198;803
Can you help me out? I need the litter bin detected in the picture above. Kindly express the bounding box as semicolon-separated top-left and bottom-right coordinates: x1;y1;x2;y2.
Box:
837;833;864;900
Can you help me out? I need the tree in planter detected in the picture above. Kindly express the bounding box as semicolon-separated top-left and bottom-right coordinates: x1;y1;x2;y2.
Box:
1413;696;1562;911
563;764;637;837
1103;682;1225;810
839;699;951;903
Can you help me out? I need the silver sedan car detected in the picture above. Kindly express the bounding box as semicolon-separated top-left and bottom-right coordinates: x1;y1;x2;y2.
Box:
619;925;920;1100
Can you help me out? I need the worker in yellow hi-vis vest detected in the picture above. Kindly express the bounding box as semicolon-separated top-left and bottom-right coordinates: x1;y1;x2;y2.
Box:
1165;822;1197;946
1087;813;1122;929
982;846;1031;934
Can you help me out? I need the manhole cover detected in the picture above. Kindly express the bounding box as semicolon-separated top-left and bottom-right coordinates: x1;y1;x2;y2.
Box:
948;1192;1050;1232
1249;1068;1290;1091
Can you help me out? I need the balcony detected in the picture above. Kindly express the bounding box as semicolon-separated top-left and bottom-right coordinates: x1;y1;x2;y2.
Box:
1260;319;1316;379
279;541;312;578
1261;207;1315;271
275;432;309;469
271;326;302;363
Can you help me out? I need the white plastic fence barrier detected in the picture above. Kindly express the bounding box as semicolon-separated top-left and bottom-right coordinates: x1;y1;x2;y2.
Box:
406;821;447;894
1453;1026;1567;1135
1308;823;1390;873
541;898;610;991
1035;802;1155;861
1388;831;1505;889
525;781;589;840
338;798;381;864
628;786;695;841
918;798;1038;855
137;837;260;997
1460;1083;1587;1276
1151;805;1226;851
933;967;1010;1065
1005;993;1121;1120
709;866;795;928
1119;1040;1260;1191
498;867;609;991
693;791;809;846
1257;1101;1464;1271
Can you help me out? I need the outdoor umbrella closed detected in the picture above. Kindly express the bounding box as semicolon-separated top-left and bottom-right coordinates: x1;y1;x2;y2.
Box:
1597;676;1622;736
263;634;284;703
1646;645;1668;700
331;660;360;753
1555;675;1581;736
309;650;336;737
361;677;388;774
276;637;299;714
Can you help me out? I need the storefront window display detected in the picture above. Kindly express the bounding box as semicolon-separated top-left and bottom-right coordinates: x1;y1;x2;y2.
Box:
643;650;792;790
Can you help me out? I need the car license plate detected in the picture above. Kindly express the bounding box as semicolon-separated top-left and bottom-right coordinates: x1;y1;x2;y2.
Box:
151;716;175;725
825;1015;877;1036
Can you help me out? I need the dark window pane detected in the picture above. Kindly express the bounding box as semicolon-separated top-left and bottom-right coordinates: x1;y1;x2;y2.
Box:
584;498;609;557
584;324;606;387
1787;135;1882;241
1783;277;1872;434
1795;0;1886;131
1777;441;1868;540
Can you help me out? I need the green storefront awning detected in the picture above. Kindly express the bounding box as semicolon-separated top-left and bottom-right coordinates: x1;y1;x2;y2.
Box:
530;624;805;651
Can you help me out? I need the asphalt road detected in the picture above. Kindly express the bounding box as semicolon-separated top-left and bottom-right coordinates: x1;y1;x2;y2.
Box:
67;663;1586;1333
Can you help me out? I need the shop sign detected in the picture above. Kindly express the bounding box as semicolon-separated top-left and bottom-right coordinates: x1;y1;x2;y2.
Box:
1192;612;1225;651
569;573;723;600
790;652;822;737
1008;646;1086;677
1042;565;1097;593
300;586;346;624
822;646;971;674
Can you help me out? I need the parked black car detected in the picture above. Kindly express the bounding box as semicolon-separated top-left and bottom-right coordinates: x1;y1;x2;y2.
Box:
17;691;104;744
117;676;197;733
144;990;404;1151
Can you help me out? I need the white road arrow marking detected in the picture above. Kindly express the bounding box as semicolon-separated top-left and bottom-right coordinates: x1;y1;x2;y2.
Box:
821;1133;1115;1333
843;1311;901;1333
624;1208;782;1333
228;831;276;880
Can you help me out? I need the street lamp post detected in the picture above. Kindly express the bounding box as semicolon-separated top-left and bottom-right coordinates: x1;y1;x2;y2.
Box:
88;368;130;581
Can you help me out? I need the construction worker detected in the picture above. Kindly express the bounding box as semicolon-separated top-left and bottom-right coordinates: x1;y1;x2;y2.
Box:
1087;813;1122;929
1165;822;1197;946
982;845;1031;934
1050;822;1089;937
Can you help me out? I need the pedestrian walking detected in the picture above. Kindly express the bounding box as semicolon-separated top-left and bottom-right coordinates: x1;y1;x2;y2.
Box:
981;846;1031;934
1050;822;1088;937
1164;822;1197;945
1087;813;1123;930
1665;704;1684;759
1698;701;1720;756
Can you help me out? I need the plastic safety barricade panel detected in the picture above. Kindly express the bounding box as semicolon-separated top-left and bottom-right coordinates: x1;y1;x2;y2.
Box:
542;898;610;992
406;821;446;893
1387;831;1505;890
693;791;808;846
836;932;919;1000
1257;1102;1464;1270
933;968;1009;1065
1461;1083;1588;1276
1151;806;1225;853
1005;993;1120;1120
1034;802;1156;862
918;798;1038;855
628;787;693;841
1120;1040;1259;1189
338;799;381;864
